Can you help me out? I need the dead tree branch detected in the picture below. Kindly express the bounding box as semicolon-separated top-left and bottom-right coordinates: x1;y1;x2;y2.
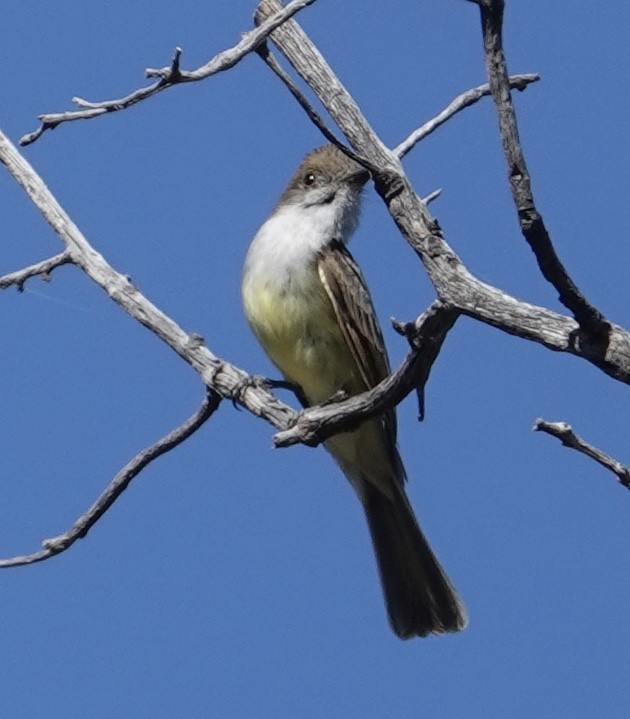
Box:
474;0;609;339
0;128;295;432
394;73;539;159
19;0;317;146
534;419;630;490
274;302;459;447
0;251;73;290
0;391;221;568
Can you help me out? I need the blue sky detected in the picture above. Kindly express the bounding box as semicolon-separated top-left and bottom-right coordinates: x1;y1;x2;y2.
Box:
2;1;630;717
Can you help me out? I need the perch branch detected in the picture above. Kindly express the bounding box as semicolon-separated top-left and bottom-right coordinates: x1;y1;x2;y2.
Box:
19;0;317;146
0;391;221;568
1;128;459;459
274;302;459;447
534;419;630;490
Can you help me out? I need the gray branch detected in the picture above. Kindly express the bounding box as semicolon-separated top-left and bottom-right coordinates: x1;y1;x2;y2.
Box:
474;0;608;337
0;250;72;290
274;302;459;447
0;391;221;568
534;419;630;490
19;0;317;146
394;73;540;159
0;129;297;434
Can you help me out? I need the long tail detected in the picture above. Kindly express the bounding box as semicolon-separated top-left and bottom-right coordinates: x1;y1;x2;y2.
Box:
362;481;467;639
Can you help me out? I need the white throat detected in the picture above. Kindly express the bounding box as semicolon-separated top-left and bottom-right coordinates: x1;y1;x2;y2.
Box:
243;190;361;286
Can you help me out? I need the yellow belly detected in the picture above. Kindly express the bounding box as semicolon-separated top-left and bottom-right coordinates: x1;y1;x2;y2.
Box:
242;275;363;405
242;271;400;496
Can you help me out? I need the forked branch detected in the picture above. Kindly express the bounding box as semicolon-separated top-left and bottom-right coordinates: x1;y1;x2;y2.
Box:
274;302;459;447
19;0;317;146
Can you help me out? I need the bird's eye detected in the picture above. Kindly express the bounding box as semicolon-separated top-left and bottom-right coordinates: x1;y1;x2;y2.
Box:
304;172;317;186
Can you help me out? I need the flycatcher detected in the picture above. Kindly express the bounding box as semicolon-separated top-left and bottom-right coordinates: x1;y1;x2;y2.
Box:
241;144;466;638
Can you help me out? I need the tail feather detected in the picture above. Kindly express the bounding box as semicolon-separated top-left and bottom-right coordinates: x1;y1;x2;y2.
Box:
362;482;467;639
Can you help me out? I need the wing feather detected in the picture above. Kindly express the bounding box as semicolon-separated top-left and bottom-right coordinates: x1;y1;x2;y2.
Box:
317;240;400;467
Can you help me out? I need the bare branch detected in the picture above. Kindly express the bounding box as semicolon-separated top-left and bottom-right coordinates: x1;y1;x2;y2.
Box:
421;189;442;206
534;419;630;490
19;0;317;146
392;302;460;421
0;391;221;568
274;302;459;447
256;44;342;146
474;0;608;338
394;74;540;159
0;250;73;290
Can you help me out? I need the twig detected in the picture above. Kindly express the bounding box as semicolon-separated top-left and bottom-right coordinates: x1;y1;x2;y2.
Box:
0;250;73;290
0;391;221;568
422;189;442;206
19;0;317;146
392;301;460;421
255;42;365;167
274;302;458;447
474;0;609;339
533;419;630;490
394;74;539;159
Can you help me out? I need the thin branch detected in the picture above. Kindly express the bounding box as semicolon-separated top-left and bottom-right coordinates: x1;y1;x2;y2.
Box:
255;42;364;166
422;188;442;206
0;250;73;290
0;390;221;568
392;301;461;421
533;419;630;490
394;74;539;159
475;0;608;338
274;302;459;447
255;0;395;179
19;0;317;146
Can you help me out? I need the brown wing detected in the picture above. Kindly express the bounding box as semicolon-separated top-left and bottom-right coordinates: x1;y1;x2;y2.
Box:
317;240;401;467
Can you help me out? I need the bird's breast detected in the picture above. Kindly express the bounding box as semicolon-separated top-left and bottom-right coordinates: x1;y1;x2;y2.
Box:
242;266;359;404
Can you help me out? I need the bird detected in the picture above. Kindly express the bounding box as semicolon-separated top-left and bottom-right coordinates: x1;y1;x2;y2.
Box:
241;144;466;638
